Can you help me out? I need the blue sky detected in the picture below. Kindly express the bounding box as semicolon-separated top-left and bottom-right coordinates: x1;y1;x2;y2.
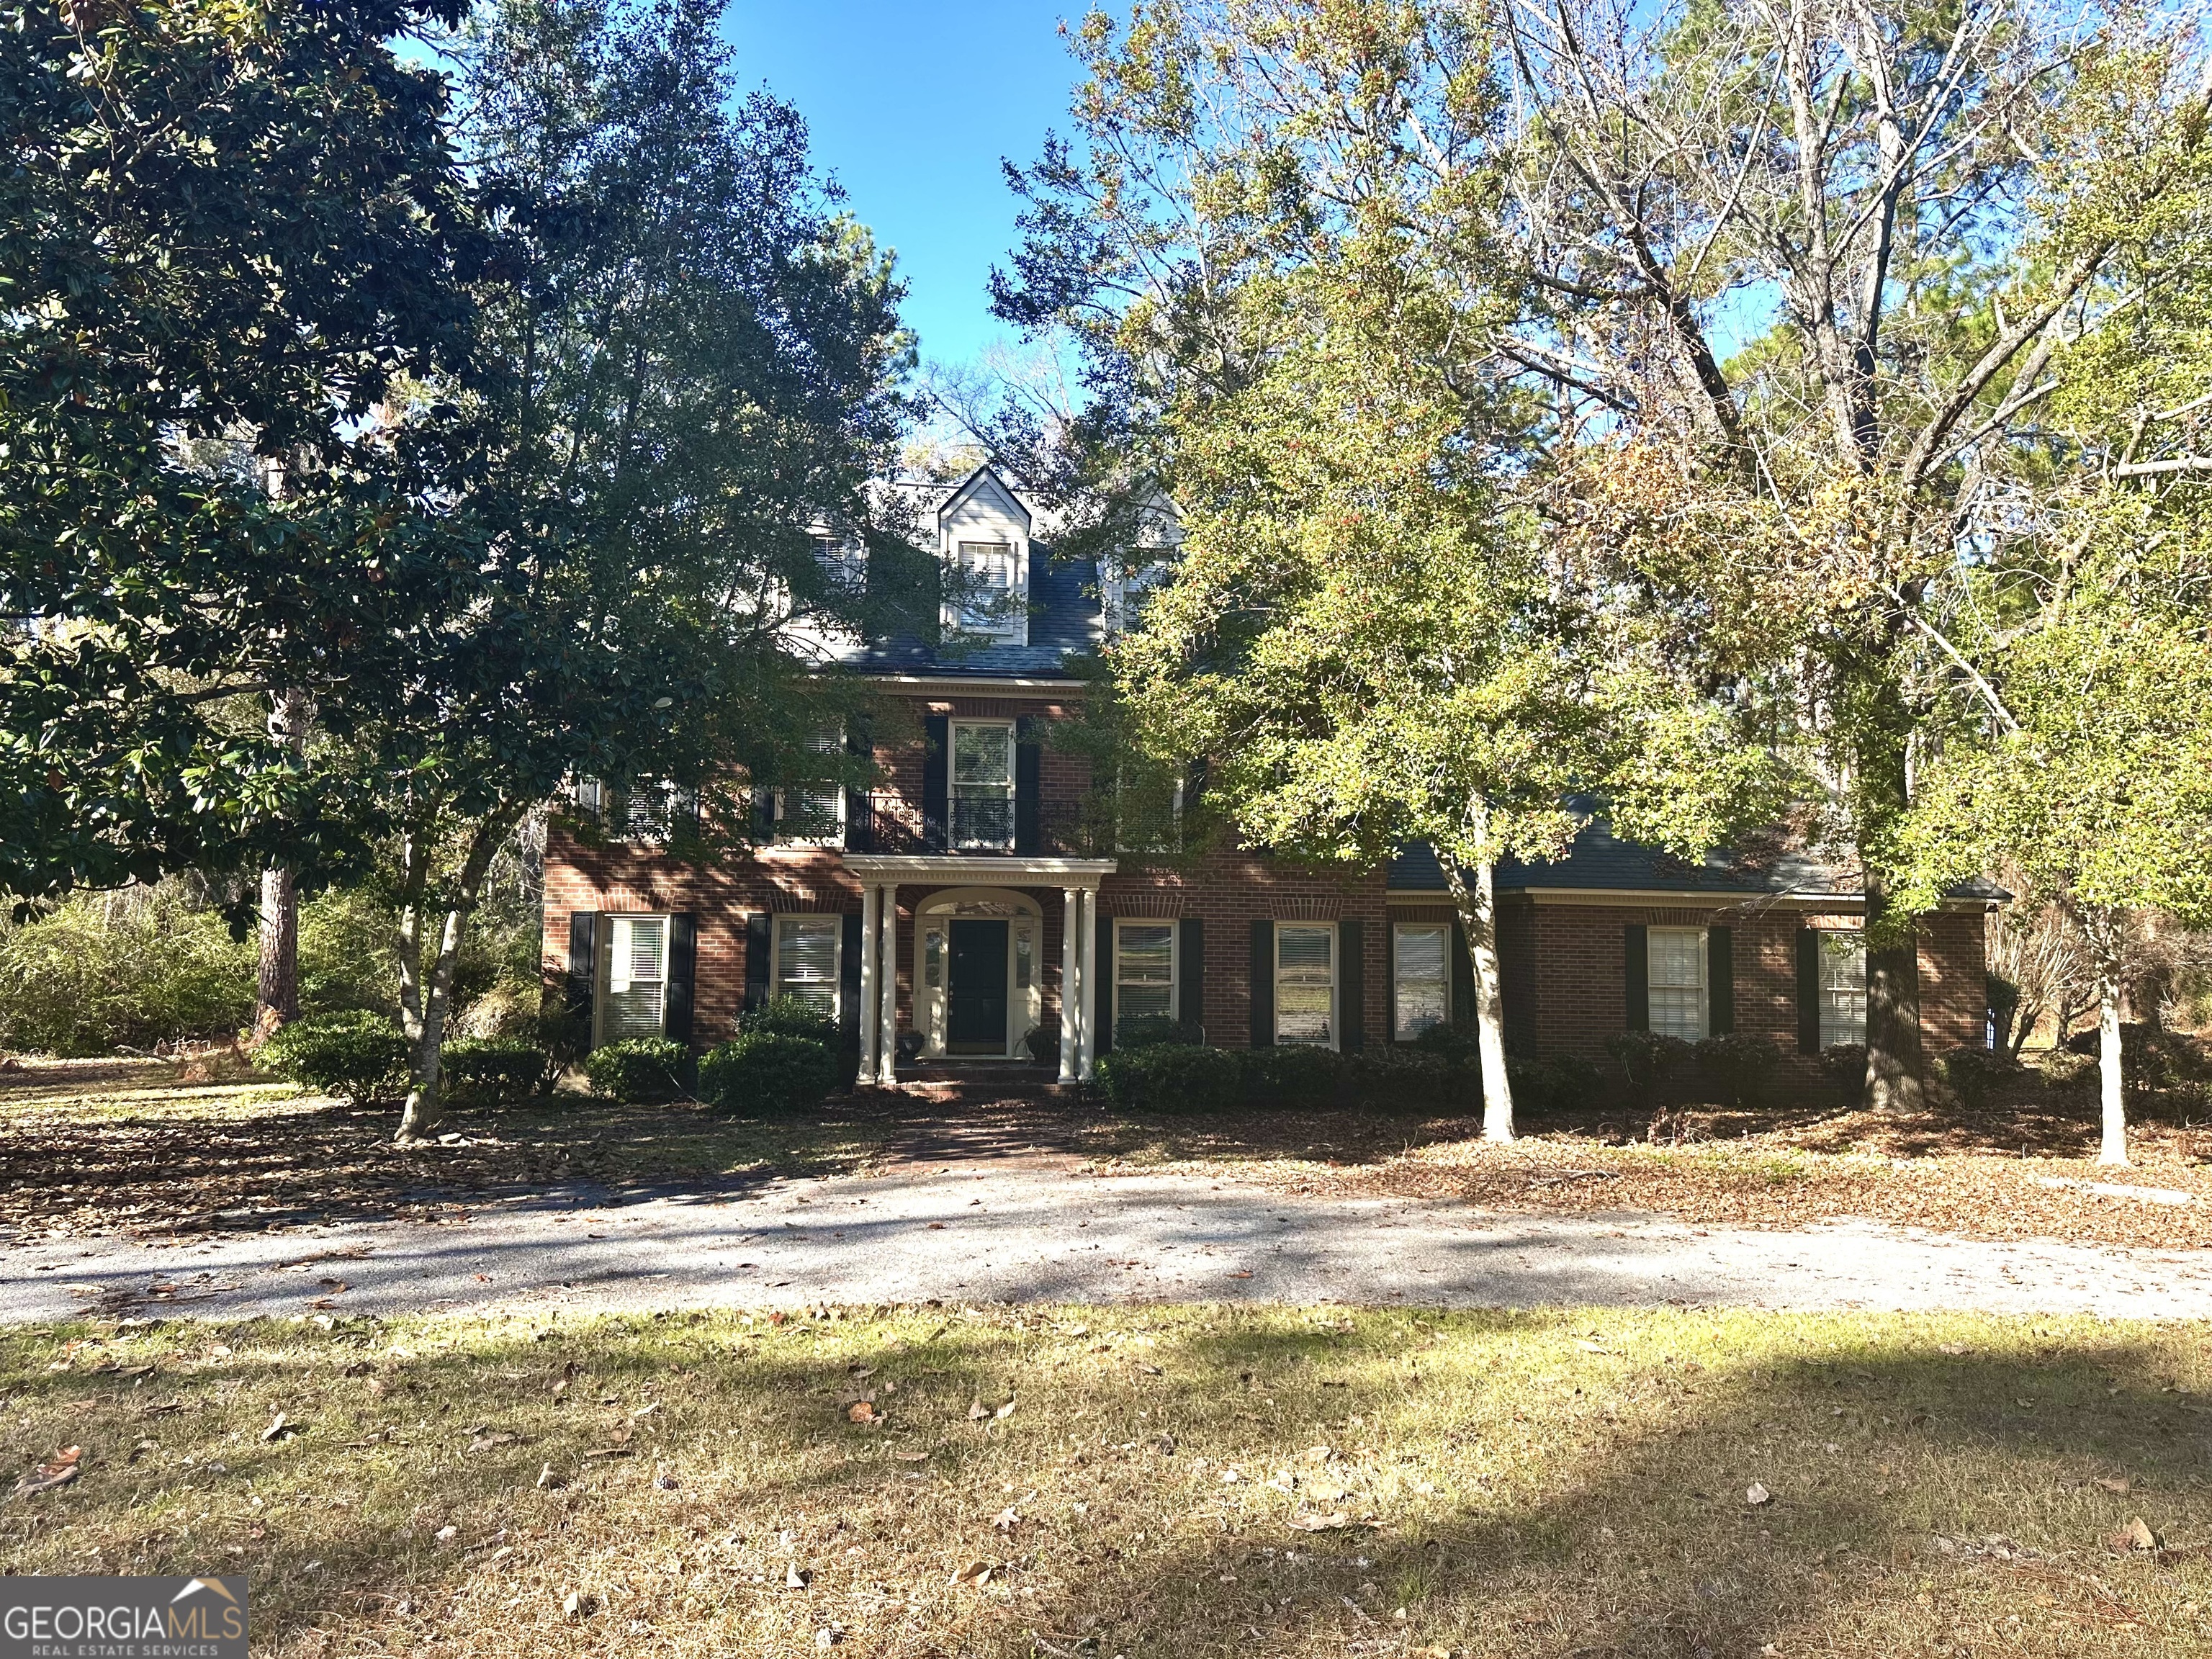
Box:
721;2;1087;371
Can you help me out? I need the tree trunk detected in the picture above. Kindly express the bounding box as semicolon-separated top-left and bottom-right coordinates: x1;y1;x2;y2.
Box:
1861;866;1925;1113
252;686;313;1040
1438;846;1515;1143
393;810;513;1143
253;863;299;1040
2082;908;2130;1166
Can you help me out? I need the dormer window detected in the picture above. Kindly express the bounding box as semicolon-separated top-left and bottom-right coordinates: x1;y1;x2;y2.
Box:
951;540;1017;633
936;466;1032;644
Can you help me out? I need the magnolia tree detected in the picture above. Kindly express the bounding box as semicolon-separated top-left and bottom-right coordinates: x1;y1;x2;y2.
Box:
354;0;914;1139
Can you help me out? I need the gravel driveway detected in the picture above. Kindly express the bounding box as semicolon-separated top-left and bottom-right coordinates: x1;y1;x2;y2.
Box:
10;1156;2212;1323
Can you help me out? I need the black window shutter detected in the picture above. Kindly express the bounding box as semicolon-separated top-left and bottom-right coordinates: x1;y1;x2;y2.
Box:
665;913;697;1046
1624;924;1650;1032
1707;926;1734;1036
1338;917;1364;1052
840;913;864;1035
1796;927;1822;1053
845;716;874;853
745;912;772;1012
1178;917;1205;1033
1449;918;1476;1028
1094;909;1115;1055
1015;716;1043;853
567;912;598;1048
1249;919;1275;1047
922;714;950;850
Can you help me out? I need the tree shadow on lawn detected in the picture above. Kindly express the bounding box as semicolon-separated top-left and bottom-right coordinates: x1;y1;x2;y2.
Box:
8;1307;2209;1656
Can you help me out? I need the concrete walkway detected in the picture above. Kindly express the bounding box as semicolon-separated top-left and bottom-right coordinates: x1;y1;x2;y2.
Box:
9;1159;2212;1323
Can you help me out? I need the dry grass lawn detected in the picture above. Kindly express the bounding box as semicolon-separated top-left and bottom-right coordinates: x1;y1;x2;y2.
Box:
8;1305;2212;1656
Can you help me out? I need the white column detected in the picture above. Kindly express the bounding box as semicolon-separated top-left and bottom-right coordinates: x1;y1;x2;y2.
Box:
1076;887;1097;1080
876;884;899;1084
857;885;878;1087
1058;887;1080;1084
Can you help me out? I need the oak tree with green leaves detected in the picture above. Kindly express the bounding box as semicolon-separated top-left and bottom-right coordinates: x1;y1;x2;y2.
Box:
996;5;1781;1134
1002;0;2212;1116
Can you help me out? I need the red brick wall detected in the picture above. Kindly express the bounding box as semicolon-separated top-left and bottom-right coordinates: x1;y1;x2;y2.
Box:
1493;899;1988;1067
543;691;1990;1064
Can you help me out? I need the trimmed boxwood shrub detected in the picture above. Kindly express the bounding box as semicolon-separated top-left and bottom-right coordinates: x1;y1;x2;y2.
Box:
1606;1030;1694;1107
1345;1045;1455;1108
585;1035;692;1102
698;1030;840;1115
1115;1013;1203;1048
1238;1043;1339;1105
441;1037;548;1106
1506;1051;1604;1113
260;1010;411;1105
1936;1043;2016;1109
1820;1043;1868;1104
1097;1041;1243;1112
1694;1033;1781;1108
735;996;860;1087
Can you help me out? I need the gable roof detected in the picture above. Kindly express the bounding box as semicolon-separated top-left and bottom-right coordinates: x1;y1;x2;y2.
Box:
834;466;1106;682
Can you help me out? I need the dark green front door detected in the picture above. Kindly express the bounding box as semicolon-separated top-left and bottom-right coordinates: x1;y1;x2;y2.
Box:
947;920;1010;1053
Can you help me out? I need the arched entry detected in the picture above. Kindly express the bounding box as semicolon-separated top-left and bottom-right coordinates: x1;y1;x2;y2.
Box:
913;888;1045;1059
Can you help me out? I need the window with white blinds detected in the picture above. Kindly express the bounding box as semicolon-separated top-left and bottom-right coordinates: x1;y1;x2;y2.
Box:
773;916;841;1017
1393;924;1450;1041
953;540;1017;631
1819;928;1868;1048
1275;923;1336;1048
599;915;669;1041
1648;927;1707;1040
1115;921;1177;1028
950;721;1016;850
777;726;846;845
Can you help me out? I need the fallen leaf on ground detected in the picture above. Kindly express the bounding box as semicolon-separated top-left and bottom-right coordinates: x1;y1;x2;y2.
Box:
2108;1516;2160;1552
1227;1270;1254;1280
536;1463;564;1491
469;1430;520;1452
785;1564;812;1589
13;1447;81;1496
992;1506;1020;1531
1745;1482;1771;1506
847;1402;879;1424
967;1401;991;1421
261;1412;300;1443
1287;1511;1352;1532
2096;1476;2132;1494
994;1398;1016;1419
950;1558;993;1586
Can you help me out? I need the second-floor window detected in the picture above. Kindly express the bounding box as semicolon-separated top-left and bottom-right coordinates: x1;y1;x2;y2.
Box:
950;720;1015;849
775;727;846;845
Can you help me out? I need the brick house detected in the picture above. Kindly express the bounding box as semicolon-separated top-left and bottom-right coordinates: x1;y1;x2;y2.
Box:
541;464;1995;1084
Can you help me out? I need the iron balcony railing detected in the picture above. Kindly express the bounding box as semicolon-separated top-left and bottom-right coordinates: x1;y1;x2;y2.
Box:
844;792;1089;855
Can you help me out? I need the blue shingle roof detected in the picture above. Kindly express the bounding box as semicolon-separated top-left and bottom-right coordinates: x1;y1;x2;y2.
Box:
1389;822;2004;901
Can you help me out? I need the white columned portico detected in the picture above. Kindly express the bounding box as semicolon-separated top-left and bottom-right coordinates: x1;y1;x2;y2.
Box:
858;885;879;1082
874;882;898;1084
1058;887;1081;1083
842;854;1116;1084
